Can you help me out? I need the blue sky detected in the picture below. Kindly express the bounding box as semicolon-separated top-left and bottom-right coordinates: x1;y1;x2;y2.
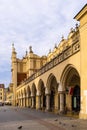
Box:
0;0;86;88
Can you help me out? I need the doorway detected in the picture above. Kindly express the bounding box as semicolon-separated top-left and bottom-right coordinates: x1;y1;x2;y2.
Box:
72;85;80;112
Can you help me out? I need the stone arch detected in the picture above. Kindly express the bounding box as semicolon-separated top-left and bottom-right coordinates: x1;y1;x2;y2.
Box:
37;79;46;109
46;73;58;93
26;85;31;107
31;83;37;108
46;73;53;91
60;64;80;90
27;85;31;97
46;73;58;111
60;64;80;113
21;89;23;97
38;79;45;93
24;88;27;96
31;83;36;96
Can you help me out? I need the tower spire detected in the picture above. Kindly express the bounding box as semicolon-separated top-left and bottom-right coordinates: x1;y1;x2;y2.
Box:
29;46;33;53
12;43;16;53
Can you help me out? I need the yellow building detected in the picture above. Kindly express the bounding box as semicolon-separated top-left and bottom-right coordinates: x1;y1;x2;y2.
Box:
5;83;13;105
0;84;5;104
11;4;87;119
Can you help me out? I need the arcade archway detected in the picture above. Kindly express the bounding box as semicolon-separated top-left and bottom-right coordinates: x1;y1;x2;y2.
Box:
46;73;58;111
38;79;46;110
31;83;36;108
61;65;80;113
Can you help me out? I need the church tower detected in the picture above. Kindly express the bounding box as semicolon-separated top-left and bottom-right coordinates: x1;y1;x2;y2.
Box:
11;43;17;106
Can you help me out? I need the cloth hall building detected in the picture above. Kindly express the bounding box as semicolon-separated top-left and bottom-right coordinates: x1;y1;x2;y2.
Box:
10;4;87;119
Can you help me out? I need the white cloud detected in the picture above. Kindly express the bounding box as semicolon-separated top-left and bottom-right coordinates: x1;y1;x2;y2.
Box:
0;0;86;87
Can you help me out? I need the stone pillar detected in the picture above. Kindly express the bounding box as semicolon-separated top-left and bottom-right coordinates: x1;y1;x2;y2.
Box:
24;97;26;107
59;92;65;113
36;91;41;109
26;96;29;107
28;97;30;107
22;98;23;107
21;98;22;107
23;98;24;107
57;93;60;111
41;95;43;109
17;98;19;106
29;97;31;107
37;95;41;109
31;96;35;108
18;98;21;106
46;94;50;111
45;87;50;111
20;99;21;106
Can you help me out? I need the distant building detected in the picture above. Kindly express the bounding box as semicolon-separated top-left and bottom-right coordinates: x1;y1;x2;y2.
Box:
5;83;13;105
0;84;5;103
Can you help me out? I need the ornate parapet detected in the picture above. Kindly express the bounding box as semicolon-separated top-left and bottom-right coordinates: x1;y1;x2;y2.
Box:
25;40;80;84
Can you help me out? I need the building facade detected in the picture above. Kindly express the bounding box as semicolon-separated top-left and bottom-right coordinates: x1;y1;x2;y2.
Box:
0;84;5;104
11;4;87;119
5;83;13;105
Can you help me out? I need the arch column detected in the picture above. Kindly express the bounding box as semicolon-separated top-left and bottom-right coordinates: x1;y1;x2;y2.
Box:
26;94;29;107
23;94;26;107
28;96;30;107
59;91;65;113
57;93;60;111
37;95;41;109
46;94;50;111
36;91;41;109
45;88;50;111
19;97;21;106
20;96;23;107
16;97;18;106
22;95;24;107
58;82;65;113
25;96;26;107
19;95;21;107
31;96;35;108
22;98;23;107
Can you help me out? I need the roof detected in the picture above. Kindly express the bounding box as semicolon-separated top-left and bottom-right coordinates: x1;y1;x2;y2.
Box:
74;4;87;20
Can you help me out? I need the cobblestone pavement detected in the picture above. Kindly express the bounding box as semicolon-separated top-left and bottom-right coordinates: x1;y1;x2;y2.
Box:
44;116;87;130
0;106;87;130
0;118;64;130
0;116;87;130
